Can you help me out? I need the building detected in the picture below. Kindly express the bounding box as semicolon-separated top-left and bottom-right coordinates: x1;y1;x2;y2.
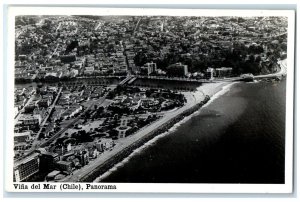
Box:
141;62;157;75
215;67;233;78
84;66;95;75
24;104;36;113
14;131;32;143
37;98;51;108
13;153;40;182
77;150;89;166
19;114;42;126
205;67;215;80
38;150;60;171
15;70;36;82
95;141;104;152
18;55;27;60
14;142;29;151
56;161;73;173
44;72;62;81
140;98;159;109
40;66;54;71
96;138;114;152
166;63;189;77
88;148;98;159
205;67;233;79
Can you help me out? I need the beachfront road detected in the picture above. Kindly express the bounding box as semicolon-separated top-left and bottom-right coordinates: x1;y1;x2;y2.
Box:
61;82;228;182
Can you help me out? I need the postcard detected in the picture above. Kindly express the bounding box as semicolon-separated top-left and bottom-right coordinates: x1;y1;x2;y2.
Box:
4;7;295;193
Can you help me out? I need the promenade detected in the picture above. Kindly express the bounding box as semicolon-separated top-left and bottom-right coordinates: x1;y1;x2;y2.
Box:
61;58;287;182
61;81;228;182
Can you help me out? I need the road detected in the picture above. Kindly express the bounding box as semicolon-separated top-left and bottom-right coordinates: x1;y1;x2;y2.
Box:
61;82;222;182
61;59;289;182
39;92;109;148
14;55;288;177
254;59;287;79
27;87;63;153
14;81;118;164
119;75;134;85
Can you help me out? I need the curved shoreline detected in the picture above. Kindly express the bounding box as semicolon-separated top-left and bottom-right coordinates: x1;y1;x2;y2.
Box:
93;82;238;182
61;81;234;182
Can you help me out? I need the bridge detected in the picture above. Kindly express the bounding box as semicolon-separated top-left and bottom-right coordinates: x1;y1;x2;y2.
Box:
127;77;137;84
119;75;135;85
14;58;287;166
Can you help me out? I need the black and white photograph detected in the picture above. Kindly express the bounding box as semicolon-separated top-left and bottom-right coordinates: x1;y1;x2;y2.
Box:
4;7;295;193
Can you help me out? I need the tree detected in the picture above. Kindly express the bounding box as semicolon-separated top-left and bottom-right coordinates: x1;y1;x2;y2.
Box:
255;56;261;63
94;105;98;111
249;55;255;63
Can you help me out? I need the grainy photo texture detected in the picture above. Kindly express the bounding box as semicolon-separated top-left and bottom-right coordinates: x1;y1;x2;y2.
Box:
7;8;294;193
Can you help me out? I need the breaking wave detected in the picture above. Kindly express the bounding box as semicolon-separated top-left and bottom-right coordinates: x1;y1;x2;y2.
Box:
93;82;238;182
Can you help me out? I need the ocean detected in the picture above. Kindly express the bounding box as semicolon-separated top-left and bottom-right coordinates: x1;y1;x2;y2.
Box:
99;79;286;183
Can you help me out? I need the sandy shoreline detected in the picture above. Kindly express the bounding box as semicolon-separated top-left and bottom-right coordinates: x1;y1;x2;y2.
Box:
61;81;232;182
93;82;235;182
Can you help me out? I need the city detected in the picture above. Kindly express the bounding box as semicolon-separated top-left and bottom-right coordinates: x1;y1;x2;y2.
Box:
13;15;287;182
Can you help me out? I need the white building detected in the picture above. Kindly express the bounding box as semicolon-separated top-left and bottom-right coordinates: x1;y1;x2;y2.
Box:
95;138;114;152
14;131;32;143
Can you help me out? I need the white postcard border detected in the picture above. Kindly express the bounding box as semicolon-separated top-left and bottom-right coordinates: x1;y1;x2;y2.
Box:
4;6;295;193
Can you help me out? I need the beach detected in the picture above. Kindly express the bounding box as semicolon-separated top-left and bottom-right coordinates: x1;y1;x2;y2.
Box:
97;59;287;183
61;81;231;182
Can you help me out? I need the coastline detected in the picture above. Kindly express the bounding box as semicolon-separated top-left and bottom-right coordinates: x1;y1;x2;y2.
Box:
61;81;234;182
93;81;237;182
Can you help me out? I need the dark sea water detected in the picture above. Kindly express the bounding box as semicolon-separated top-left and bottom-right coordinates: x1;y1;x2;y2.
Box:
101;79;286;184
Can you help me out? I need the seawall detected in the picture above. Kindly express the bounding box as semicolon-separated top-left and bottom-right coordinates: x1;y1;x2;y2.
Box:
76;96;210;182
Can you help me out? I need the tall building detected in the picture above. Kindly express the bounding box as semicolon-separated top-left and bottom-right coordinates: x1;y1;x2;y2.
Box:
141;62;157;75
183;65;188;76
206;67;232;79
13;153;40;182
38;151;60;172
215;67;233;78
206;67;214;80
166;63;189;77
146;62;157;75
